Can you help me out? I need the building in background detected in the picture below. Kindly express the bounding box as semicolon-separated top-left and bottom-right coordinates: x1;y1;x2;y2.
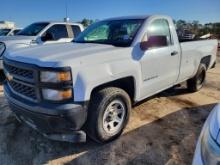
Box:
0;21;15;29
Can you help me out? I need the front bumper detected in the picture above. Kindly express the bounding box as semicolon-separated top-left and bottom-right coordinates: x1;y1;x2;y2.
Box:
4;83;88;143
192;128;206;165
192;107;220;165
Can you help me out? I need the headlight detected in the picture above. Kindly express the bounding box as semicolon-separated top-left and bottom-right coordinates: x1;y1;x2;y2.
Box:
42;88;72;101
41;71;71;83
0;42;6;57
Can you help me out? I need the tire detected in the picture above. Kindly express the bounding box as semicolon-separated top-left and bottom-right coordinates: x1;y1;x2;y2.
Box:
187;63;207;92
86;87;131;143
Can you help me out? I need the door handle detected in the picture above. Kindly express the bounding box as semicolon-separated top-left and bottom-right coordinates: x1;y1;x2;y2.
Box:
171;51;178;56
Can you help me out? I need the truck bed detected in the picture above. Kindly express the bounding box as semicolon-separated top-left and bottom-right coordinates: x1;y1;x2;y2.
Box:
178;39;218;82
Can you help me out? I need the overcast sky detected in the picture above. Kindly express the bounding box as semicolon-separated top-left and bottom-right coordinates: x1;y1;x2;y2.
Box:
1;0;220;28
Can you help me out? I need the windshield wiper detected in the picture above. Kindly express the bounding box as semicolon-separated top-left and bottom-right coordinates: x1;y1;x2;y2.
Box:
73;40;87;43
73;40;130;47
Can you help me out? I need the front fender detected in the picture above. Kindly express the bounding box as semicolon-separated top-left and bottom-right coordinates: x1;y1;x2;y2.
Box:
73;60;142;102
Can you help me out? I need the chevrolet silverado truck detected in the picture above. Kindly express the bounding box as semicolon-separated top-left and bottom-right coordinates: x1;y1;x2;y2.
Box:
0;21;84;70
3;15;218;143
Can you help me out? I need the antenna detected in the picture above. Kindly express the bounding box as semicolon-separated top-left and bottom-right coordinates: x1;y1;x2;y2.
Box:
64;0;70;22
65;0;68;19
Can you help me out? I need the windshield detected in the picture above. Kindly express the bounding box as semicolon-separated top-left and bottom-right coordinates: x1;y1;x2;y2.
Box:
17;23;49;36
0;29;11;36
74;19;144;47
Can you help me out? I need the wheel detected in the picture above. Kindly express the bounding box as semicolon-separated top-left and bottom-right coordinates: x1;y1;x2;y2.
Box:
187;63;206;92
86;87;131;143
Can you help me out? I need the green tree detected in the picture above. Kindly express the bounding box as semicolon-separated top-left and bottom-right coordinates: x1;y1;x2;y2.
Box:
81;19;96;27
191;20;199;35
176;20;186;29
81;18;91;27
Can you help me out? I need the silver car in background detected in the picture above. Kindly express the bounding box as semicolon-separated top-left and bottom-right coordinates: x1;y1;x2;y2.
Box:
0;28;22;36
193;104;220;165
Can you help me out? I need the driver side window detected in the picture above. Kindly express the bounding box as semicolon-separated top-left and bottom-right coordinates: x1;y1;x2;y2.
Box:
42;25;68;41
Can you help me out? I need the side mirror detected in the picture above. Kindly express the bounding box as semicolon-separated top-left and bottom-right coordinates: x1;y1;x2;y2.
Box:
41;32;54;42
140;35;168;51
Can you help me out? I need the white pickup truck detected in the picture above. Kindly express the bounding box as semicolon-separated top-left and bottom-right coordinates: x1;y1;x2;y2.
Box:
3;15;218;143
0;21;84;70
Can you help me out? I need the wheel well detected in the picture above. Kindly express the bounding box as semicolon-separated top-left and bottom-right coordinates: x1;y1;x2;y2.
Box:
200;55;211;69
91;77;135;103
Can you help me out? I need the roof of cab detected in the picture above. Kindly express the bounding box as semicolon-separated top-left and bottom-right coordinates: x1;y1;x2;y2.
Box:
104;15;151;21
33;21;83;26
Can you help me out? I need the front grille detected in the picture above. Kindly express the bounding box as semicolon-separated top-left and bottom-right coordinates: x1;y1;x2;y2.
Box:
4;60;38;102
4;58;72;103
9;80;37;101
4;62;34;80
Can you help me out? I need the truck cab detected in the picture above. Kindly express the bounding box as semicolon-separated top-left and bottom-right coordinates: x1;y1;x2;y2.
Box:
3;15;217;143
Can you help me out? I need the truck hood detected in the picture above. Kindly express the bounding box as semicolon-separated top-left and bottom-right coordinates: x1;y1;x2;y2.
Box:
0;35;36;42
0;35;36;50
5;42;130;67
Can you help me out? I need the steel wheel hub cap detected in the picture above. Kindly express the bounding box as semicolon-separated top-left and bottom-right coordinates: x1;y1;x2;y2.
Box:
103;100;126;134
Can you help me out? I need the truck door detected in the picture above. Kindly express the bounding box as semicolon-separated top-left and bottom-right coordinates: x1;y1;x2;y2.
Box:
140;18;180;96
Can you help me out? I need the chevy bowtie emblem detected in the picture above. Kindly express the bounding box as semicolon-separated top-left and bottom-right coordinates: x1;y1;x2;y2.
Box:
6;72;13;81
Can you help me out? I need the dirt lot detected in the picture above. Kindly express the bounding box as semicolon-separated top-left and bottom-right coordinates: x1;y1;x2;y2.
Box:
0;51;220;165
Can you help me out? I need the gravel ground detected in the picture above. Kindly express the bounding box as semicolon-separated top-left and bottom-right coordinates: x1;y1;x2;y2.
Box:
0;51;219;165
